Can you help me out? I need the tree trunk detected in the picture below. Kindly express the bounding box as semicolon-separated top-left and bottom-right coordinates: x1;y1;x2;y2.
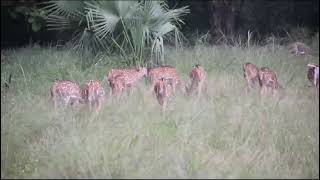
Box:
209;0;236;43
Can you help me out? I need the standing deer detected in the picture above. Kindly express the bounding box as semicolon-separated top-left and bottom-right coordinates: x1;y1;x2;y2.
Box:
307;63;319;96
148;65;182;95
185;64;207;97
153;77;173;112
50;80;82;109
107;66;147;96
243;62;260;94
108;74;126;98
258;67;282;96
82;80;106;112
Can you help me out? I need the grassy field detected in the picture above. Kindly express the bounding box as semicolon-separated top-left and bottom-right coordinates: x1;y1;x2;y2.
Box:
1;37;319;178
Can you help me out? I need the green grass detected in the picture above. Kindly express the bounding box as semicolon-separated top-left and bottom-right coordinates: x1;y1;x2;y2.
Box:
1;39;319;178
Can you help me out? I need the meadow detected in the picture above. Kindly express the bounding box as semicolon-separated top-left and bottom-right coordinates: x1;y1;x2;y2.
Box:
1;35;319;178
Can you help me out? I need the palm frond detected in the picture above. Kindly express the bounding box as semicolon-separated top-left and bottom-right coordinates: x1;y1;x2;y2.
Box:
86;5;120;40
85;0;140;37
46;14;85;30
69;28;109;55
41;0;85;18
41;0;189;64
151;35;164;65
42;1;87;31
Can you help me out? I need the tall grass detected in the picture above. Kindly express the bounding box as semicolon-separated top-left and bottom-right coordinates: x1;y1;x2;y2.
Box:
1;36;319;178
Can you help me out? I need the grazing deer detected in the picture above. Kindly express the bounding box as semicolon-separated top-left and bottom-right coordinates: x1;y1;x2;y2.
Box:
82;80;106;112
288;42;311;56
148;65;182;94
307;63;319;96
107;66;147;96
243;62;260;93
258;67;282;96
185;64;207;97
50;80;82;109
153;77;173;111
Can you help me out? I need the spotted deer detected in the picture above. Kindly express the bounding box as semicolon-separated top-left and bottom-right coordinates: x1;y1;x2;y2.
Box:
82;80;106;112
185;64;207;97
109;74;126;98
258;67;282;96
107;66;147;96
307;63;319;96
153;77;173;111
148;65;182;94
243;62;260;93
288;42;311;56
50;80;82;109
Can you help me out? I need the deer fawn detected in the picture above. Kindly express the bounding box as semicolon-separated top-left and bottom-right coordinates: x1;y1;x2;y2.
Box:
82;80;106;112
153;77;173;111
185;64;207;97
307;63;319;97
243;62;260;94
50;80;82;109
288;42;311;56
259;67;282;96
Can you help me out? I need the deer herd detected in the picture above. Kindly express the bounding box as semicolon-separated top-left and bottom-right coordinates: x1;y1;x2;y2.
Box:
50;59;319;112
243;63;284;96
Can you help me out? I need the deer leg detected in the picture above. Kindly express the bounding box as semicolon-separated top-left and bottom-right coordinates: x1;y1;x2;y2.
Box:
272;88;277;96
110;82;116;98
53;96;57;110
185;84;191;96
315;86;319;97
128;86;133;96
118;87;123;99
88;101;93;112
162;98;167;112
267;87;272;96
202;80;209;98
150;81;156;95
260;85;266;96
245;77;251;94
110;88;113;97
198;81;204;98
171;83;176;95
96;101;101;113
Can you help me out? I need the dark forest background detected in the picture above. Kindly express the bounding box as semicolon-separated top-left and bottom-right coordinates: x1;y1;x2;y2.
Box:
1;0;319;48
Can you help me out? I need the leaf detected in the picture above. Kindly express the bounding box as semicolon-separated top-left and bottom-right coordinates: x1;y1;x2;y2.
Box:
32;22;41;32
85;1;140;39
40;0;85;17
28;17;35;23
39;10;46;17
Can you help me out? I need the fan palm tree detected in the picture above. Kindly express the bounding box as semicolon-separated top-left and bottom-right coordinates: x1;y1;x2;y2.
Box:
41;0;189;66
